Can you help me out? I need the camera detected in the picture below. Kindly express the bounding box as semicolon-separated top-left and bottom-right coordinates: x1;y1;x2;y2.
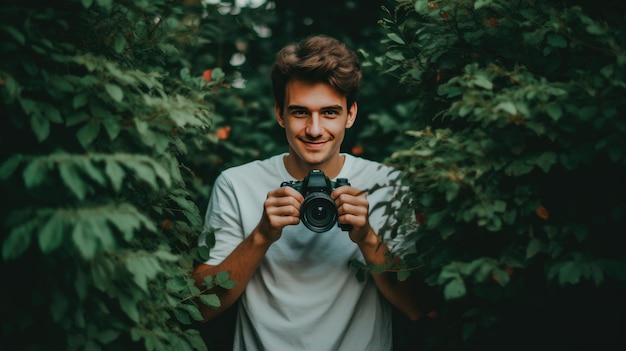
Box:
281;170;352;233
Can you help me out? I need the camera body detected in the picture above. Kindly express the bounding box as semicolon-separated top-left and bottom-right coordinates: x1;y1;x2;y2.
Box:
281;169;351;233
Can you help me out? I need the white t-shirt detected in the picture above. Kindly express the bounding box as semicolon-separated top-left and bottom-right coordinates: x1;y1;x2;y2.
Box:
200;153;413;351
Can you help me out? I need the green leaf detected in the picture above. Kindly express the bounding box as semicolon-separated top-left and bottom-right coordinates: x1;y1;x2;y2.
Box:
104;83;124;102
536;152;557;172
85;216;115;251
113;34;126;54
126;161;157;188
102;117;121;140
95;329;120;344
471;75;493;90
73;93;89;109
526;238;543;258
119;294;140;323
558;261;581;285
38;213;65;253
2;25;26;45
105;205;147;241
66;112;90;126
495;101;516;115
31;113;50;142
166;277;188;291
182;303;204;322
545;103;562;121
444;278;466;299
59;163;87;200
185;330;209;351
82;160;107;186
23;159;48;188
210;67;224;81
126;255;161;292
154;249;177;262
105;160;125;192
43;104;63;123
72;220;99;259
198;294;221;308
96;0;113;10
585;23;605;35
385;50;405;60
2;223;34;260
3;74;20;98
0;154;23;180
547;34;567;48
77;121;101;148
173;308;191;325
397;269;411;281
151;160;172;187
91;257;115;292
387;33;405;45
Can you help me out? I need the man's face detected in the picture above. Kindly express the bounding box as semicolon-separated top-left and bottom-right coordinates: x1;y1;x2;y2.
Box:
276;80;356;176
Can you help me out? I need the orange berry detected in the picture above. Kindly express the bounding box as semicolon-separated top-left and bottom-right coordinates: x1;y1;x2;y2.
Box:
216;125;231;140
202;69;213;82
427;310;439;319
536;206;549;220
415;213;425;226
352;145;364;155
161;219;172;231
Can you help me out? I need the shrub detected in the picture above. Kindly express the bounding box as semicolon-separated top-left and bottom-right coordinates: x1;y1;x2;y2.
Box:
0;1;233;349
372;0;626;349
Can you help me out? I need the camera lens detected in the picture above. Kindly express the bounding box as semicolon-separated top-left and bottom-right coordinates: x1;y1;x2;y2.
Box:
311;205;328;221
301;193;337;233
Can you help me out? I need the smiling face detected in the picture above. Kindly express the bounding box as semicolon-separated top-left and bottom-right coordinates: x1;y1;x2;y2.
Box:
276;79;357;179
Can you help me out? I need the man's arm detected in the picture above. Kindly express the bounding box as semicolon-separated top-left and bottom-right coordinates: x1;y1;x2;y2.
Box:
193;185;304;321
355;229;423;321
334;186;424;321
192;228;272;321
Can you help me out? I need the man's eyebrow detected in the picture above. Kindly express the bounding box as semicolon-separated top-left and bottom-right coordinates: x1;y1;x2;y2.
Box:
286;105;344;111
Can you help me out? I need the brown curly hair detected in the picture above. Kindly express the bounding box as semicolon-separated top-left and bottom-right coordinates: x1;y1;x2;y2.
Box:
271;35;362;113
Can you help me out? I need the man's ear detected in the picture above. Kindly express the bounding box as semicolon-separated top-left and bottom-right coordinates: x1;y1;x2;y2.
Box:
275;103;285;128
346;101;357;128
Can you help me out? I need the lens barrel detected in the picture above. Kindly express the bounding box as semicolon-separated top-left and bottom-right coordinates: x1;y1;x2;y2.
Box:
300;192;338;233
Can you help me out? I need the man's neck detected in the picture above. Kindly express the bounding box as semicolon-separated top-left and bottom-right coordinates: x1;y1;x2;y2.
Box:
283;154;345;180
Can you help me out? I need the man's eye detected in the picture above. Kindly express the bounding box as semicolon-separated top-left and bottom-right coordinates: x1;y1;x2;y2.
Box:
293;110;309;117
323;110;340;117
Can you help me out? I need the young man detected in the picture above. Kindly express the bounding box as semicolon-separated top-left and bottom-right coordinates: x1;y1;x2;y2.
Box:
193;35;422;350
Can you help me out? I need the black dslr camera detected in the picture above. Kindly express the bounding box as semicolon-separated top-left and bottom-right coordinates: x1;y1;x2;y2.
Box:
281;170;351;233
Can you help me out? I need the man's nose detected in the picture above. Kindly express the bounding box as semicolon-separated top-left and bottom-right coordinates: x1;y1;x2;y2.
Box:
306;113;322;137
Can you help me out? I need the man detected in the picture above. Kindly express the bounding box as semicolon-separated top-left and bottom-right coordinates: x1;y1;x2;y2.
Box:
193;34;422;350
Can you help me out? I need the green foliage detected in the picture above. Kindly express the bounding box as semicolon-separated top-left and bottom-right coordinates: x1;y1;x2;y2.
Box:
373;0;626;349
0;0;243;349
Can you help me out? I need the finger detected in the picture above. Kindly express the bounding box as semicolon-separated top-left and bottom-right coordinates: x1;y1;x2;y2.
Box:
338;213;367;230
336;201;367;217
332;186;366;199
275;186;305;202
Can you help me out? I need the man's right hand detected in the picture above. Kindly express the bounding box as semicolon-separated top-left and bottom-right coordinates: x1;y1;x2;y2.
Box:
255;186;304;243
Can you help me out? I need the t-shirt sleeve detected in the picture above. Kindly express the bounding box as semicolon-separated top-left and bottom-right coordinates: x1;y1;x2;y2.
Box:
198;172;245;265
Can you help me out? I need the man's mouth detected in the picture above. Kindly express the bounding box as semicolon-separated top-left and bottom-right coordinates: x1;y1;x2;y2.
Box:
302;140;327;148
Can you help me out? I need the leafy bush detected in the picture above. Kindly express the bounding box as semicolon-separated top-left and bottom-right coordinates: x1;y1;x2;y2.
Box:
0;1;240;349
371;0;626;349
